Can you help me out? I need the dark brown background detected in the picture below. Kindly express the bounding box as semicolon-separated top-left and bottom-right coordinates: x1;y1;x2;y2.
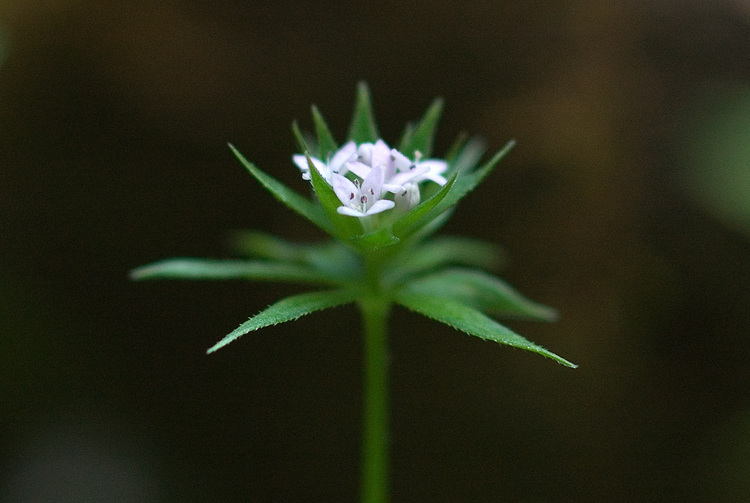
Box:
3;1;750;501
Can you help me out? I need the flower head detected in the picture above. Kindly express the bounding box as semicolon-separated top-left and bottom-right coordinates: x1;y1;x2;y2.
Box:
295;139;449;219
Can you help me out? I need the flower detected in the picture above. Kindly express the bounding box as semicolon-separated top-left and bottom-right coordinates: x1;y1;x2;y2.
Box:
349;140;448;190
394;181;420;211
296;138;451;219
332;164;395;217
293;141;357;182
391;149;449;186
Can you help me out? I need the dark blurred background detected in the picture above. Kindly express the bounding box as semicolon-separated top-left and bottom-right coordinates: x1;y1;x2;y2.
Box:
3;1;750;501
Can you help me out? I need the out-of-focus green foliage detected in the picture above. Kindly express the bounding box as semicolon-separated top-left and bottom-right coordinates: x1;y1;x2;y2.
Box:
681;84;750;237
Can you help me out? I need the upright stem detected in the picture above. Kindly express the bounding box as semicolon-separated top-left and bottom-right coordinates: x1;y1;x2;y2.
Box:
359;257;391;503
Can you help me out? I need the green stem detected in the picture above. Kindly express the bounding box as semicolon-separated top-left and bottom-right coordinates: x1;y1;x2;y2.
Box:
359;258;391;503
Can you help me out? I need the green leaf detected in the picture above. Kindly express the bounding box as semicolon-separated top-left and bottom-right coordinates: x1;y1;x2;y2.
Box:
291;121;315;156
311;105;338;160
393;289;576;367
348;82;379;143
444;132;469;164
405;208;453;243
229;144;334;234
398;123;415;153
392;173;457;239
449;137;487;172
228;231;362;281
402;140;515;237
207;289;358;353
306;154;363;239
398;97;443;159
388;236;504;282
130;258;342;284
459;139;516;190
229;230;308;261
351;227;400;250
404;268;558;321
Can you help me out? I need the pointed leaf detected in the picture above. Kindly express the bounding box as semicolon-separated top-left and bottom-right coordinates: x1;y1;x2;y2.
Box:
130;258;342;284
387;236;504;282
348;82;379;143
229;230;308;261
405;208;453;243
459;139;516;190
207;289;358;353
311;105;338;160
398;97;443;159
393;289;576;367
398;123;415;154
229;144;334;234
450;136;487;173
292;121;316;156
307;154;363;239
229;231;362;281
444;132;469;163
405;268;558;321
399;139;515;238
392;173;457;238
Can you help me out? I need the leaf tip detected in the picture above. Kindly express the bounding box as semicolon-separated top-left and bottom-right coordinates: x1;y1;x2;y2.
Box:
559;358;578;369
207;335;235;354
356;80;370;94
292;120;310;152
545;349;577;368
128;267;145;281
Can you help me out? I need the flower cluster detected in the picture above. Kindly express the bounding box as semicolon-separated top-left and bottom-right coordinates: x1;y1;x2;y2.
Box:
131;82;575;369
293;140;448;218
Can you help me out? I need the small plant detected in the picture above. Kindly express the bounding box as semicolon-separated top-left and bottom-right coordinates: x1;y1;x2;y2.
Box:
132;83;576;502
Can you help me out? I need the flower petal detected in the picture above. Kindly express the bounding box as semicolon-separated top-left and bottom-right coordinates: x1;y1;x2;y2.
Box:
345;160;371;179
337;206;367;217
361;164;386;203
331;173;359;206
293;154;309;171
421;172;448;185
383;183;406;194
394;182;420;210
330;141;357;173
389;164;430;186
370;140;392;169
365;199;396;215
419;159;448;174
293;155;329;181
357;142;375;165
389;148;414;172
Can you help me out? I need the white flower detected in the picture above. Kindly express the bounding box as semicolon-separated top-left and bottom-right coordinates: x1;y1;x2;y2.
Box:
389;149;448;186
293;137;449;219
332;164;395;217
349;141;448;192
394;181;420;211
293;141;357;182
